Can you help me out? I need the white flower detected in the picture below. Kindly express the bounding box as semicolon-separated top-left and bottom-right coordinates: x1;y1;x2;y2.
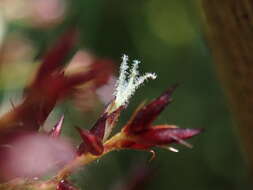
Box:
113;54;157;108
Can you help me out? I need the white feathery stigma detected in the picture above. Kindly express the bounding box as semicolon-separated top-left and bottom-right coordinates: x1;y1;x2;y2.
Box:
114;54;157;108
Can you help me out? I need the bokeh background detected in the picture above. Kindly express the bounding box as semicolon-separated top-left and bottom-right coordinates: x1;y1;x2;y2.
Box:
0;0;251;189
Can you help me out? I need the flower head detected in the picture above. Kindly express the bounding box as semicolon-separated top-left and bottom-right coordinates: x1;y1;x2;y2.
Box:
114;55;157;108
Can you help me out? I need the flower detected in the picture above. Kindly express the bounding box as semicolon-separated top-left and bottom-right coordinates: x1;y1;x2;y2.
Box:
105;86;202;152
113;54;156;109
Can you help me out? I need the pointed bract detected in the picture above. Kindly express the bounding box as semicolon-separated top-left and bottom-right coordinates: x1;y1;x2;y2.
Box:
49;115;64;138
90;104;123;141
125;85;178;134
102;105;124;141
34;28;78;86
138;126;202;146
118;126;202;150
89;113;108;140
76;127;104;156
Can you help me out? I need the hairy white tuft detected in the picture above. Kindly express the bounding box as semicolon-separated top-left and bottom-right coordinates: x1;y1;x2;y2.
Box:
114;54;157;108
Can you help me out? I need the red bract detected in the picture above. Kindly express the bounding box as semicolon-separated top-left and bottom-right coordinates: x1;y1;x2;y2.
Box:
120;126;202;150
89;113;108;140
0;29;114;138
0;41;203;189
124;85;177;134
76;106;123;156
49;115;64;138
90;105;123;140
31;28;78;87
76;127;104;156
113;87;202;150
138;126;202;145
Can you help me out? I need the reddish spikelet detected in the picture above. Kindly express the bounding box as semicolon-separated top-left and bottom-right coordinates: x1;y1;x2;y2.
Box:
136;126;202;146
49;115;64;138
64;58;114;92
57;179;78;190
76;127;104;156
112;86;202;151
33;28;78;86
0;29;78;134
90;105;123;140
0;31;114;136
89;113;108;140
118;126;202;150
0;43;203;189
125;85;178;134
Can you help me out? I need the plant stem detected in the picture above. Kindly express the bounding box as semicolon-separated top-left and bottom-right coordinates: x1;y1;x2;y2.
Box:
55;132;125;180
201;0;253;179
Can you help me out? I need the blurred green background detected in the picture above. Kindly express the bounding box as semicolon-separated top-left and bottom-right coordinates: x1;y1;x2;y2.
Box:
0;0;251;189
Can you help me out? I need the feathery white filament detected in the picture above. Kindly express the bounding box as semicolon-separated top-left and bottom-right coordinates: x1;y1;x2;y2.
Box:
114;54;129;97
114;54;157;108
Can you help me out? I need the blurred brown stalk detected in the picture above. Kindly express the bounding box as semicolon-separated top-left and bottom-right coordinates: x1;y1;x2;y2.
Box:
202;0;253;181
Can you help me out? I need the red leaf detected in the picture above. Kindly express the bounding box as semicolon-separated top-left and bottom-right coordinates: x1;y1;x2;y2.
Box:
119;126;202;150
34;28;78;86
138;126;202;146
125;85;178;134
